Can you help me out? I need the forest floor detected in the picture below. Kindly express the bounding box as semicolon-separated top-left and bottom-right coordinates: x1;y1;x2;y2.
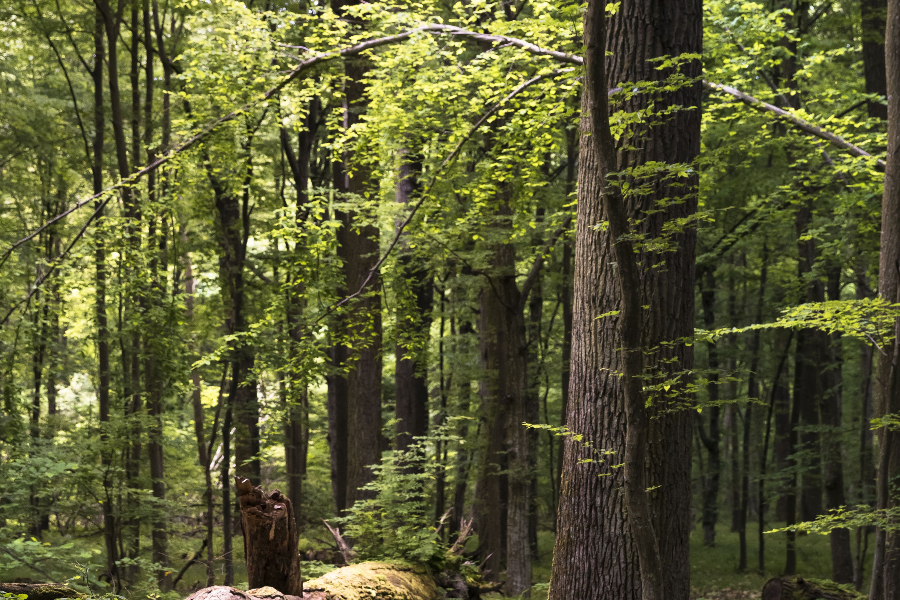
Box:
476;521;847;600
0;521;850;600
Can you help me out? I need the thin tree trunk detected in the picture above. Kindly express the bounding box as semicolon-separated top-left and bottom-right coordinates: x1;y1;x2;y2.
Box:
222;398;234;586
525;203;546;560
92;10;118;590
185;237;215;587
794;200;826;523
874;4;900;598
449;319;473;538
394;150;431;455
822;267;852;583
760;329;794;575
855;333;875;590
739;244;767;572
281;99;318;527
698;268;722;547
785;358;802;576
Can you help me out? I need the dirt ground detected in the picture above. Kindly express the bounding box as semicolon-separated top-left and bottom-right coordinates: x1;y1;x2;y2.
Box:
691;590;758;600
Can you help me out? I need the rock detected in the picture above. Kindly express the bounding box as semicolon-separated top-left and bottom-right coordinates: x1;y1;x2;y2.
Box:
185;562;444;600
185;586;255;600
302;562;441;600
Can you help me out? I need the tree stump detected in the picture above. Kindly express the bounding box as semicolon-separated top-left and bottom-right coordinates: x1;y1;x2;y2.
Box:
762;577;865;600
0;584;83;600
235;477;303;595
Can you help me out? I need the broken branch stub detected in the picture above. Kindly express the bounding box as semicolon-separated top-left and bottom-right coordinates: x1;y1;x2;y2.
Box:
235;477;303;595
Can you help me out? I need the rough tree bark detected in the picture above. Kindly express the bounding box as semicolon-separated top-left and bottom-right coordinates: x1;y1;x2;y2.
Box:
330;0;383;510
235;478;303;595
548;0;700;598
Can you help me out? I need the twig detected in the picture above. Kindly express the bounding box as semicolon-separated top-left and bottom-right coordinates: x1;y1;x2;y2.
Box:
171;538;209;587
449;517;474;555
322;520;355;565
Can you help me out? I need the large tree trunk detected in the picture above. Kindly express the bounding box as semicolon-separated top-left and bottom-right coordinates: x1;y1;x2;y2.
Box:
331;0;382;509
236;478;303;595
548;0;700;597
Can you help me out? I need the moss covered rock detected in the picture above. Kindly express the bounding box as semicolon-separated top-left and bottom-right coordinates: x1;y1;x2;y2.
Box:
302;562;440;600
0;584;84;600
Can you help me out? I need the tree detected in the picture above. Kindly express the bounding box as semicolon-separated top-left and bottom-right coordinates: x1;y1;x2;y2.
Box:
549;0;701;598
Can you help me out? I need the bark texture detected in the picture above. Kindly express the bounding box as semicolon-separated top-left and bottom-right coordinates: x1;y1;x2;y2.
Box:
548;0;700;597
875;2;900;598
235;478;303;595
331;0;383;509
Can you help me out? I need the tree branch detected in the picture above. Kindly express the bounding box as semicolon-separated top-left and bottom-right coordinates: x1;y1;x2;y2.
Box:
2;22;883;276
703;80;885;169
518;214;572;309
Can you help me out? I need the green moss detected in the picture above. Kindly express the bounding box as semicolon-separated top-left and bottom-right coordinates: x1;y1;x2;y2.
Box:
302;562;440;600
803;579;866;599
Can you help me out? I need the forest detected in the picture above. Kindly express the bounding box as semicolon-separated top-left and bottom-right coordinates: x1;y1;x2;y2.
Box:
2;0;900;598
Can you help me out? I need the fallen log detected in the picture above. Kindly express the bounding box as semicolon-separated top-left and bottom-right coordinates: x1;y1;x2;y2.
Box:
0;583;83;600
762;577;865;600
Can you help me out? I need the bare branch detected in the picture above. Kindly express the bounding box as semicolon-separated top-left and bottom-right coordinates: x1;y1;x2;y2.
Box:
703;80;885;169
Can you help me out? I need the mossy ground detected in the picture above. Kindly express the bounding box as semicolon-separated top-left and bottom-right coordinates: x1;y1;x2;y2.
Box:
0;521;868;600
479;522;863;600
